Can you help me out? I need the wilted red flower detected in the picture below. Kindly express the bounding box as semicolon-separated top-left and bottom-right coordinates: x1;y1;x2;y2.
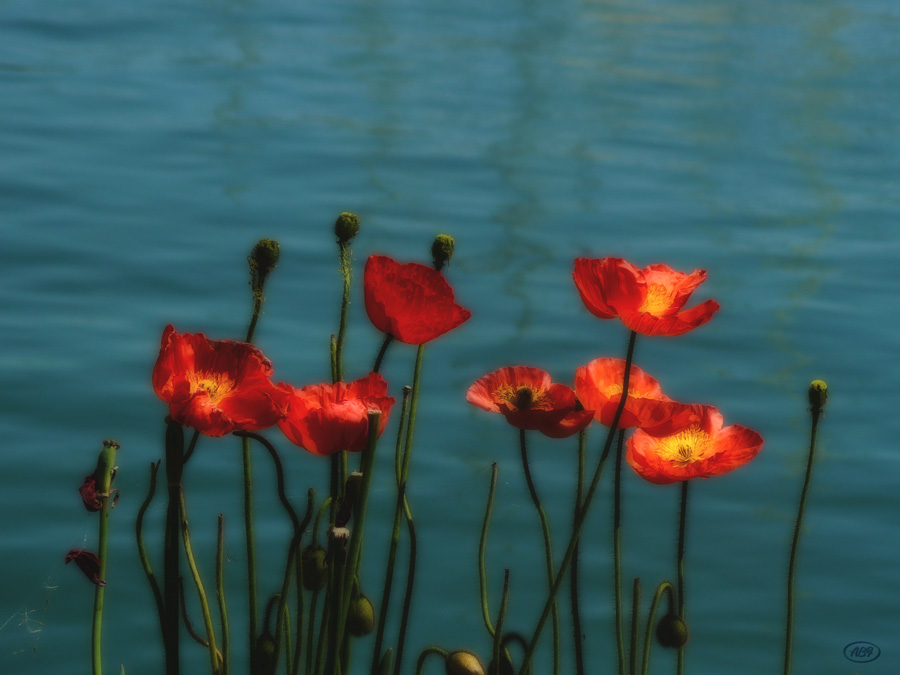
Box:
78;475;102;512
573;258;719;337
65;549;106;586
152;325;286;437
466;366;594;438
626;404;763;484
574;358;696;432
277;373;395;456
364;255;471;344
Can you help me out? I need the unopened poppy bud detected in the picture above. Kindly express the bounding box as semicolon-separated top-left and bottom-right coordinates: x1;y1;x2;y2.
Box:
335;212;360;243
254;631;277;673
487;653;514;675
656;614;689;649
446;650;485;675
345;471;363;505
432;234;455;271
346;594;375;637
249;238;280;293
808;379;828;411
301;545;328;591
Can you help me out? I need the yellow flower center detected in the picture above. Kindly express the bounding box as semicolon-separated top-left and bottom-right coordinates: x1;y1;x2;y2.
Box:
639;283;676;316
188;371;235;404
494;385;550;411
655;427;713;467
601;383;648;400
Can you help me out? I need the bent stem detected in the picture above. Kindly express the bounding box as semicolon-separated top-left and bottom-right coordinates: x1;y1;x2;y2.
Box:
519;329;638;674
571;431;586;675
136;461;165;657
613;429;626;675
784;391;825;675
519;429;560;675
641;582;674;675
479;463;500;639
675;481;690;675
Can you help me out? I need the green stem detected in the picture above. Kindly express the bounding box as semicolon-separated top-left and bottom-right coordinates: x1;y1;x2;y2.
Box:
372;334;394;375
372;386;413;673
335;241;352;382
414;647;448;675
179;488;221;675
393;496;418;675
492;570;511;675
571;431;586;675
641;582;674;675
784;395;823;675
479;463;500;639
629;578;640;675
518;330;638;674
675;481;689;675
216;514;229;675
518;429;559;675
164;421;185;675
614;429;626;675
92;440;118;675
136;461;166;656
242;438;259;671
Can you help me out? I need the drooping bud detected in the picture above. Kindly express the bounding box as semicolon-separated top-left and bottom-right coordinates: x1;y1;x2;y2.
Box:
808;379;828;412
254;631;277;673
301;545;328;591
249;238;281;295
432;234;455;271
486;653;514;675
656;614;689;649
445;650;485;675
334;212;361;244
346;594;375;637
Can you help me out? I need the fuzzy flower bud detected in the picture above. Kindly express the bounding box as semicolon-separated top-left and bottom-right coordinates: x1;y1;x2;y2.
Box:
432;234;455;271
335;212;360;244
656;614;689;649
301;545;328;591
249;238;280;295
445;650;485;675
347;594;375;637
808;379;828;412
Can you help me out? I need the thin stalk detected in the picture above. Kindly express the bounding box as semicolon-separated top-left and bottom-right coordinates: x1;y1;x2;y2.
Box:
215;515;229;675
518;429;559;675
372;334;394;375
641;582;674;675
179;488;221;675
492;570;511;675
335;240;352;382
479;463;500;638
629;578;641;675
164;420;185;675
518;330;638;674
136;461;166;653
784;387;825;675
613;429;626;675
675;481;689;675
414;647;448;674
241;438;258;670
92;440;118;675
571;431;586;675
372;386;413;673
393;496;417;675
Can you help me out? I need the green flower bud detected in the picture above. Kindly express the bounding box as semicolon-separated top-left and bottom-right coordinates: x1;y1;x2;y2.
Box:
432;234;455;271
301;545;328;591
808;379;828;411
254;631;277;673
446;650;485;675
346;594;375;637
249;238;280;294
335;212;360;244
656;614;689;649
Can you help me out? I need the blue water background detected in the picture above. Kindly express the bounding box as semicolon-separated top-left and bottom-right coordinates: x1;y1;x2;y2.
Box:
2;0;899;673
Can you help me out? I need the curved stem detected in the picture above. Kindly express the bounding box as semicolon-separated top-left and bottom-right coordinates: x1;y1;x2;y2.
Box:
784;399;823;675
492;570;511;675
216;515;229;675
372;334;394;375
519;330;638;674
479;463;500;638
641;582;674;675
414;647;448;675
136;461;166;654
394;496;417;675
675;481;690;675
613;429;626;675
571;431;586;675
335;241;352;382
519;429;559;675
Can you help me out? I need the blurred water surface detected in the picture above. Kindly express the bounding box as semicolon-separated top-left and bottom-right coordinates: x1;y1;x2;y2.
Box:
2;0;899;673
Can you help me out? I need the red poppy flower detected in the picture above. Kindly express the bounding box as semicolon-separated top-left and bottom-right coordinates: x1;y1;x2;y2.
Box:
626;404;763;484
466;366;594;438
65;549;106;586
364;255;472;344
152;325;286;437
573;258;720;337
277;373;395;456
574;358;696;432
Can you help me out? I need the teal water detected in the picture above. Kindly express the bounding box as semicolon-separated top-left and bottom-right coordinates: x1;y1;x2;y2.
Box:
2;0;899;673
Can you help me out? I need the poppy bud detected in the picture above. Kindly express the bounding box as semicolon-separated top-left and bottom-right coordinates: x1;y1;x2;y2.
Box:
486;653;514;675
65;549;106;586
249;238;280;294
334;212;360;244
808;379;828;411
254;631;277;673
656;614;689;649
446;650;485;675
301;545;328;591
345;471;363;506
346;594;375;637
432;234;455;271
